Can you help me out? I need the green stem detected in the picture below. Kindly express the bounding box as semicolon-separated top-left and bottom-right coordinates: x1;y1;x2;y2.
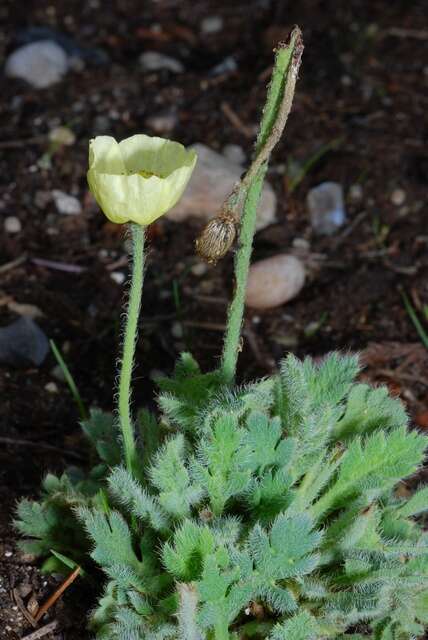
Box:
221;169;266;384
220;28;304;384
118;223;145;475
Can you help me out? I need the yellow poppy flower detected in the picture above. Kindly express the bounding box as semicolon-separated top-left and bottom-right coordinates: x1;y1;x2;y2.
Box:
87;134;197;225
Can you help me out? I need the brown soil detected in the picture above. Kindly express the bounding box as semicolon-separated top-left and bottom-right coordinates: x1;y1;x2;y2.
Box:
1;0;427;637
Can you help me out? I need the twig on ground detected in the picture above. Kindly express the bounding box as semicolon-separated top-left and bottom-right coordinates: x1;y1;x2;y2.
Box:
0;255;27;274
385;27;428;40
334;210;368;245
376;368;428;388
21;620;59;640
0;137;46;149
35;566;81;623
183;321;227;331
221;102;255;138
12;588;38;628
0;437;85;461
31;258;87;274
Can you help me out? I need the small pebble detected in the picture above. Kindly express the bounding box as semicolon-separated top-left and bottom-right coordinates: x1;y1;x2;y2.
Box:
18;584;32;599
222;143;246;166
245;254;305;310
27;595;39;616
139;51;184;74
201;15;223;34
171;321;183;339
4;550;13;558
7;301;43;319
4;216;22;234
292;237;310;251
52;189;82;215
0;317;49;367
191;262;208;277
5;40;68;88
307;182;346;235
49;125;75;146
349;184;364;202
45;381;59;393
210;56;237;76
391;188;406;206
146;112;178;133
110;271;126;285
51;364;66;382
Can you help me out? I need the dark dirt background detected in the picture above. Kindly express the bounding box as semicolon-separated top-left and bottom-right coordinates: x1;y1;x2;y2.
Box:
0;0;427;637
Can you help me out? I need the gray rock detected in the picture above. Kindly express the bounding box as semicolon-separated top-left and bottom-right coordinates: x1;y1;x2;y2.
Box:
52;190;81;215
5;40;68;89
0;317;49;367
222;144;246;166
391;188;406;206
246;254;306;310
166;143;276;231
307;182;346;235
4;216;22;234
201;16;223;34
139;51;184;74
210;56;237;76
146;111;178;133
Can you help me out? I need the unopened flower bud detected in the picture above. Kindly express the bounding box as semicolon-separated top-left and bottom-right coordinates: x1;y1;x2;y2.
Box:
195;212;236;264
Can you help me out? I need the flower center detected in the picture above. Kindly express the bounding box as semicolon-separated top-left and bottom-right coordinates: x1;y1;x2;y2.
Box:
138;170;161;179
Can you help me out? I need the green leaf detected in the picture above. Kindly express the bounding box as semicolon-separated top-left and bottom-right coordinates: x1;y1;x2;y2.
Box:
334;384;408;441
397;485;428;518
191;413;251;516
312;427;427;519
77;507;140;570
250;514;321;580
149;434;203;519
269;611;317;640
81;408;121;466
244;411;296;473
162;520;215;581
108;467;168;531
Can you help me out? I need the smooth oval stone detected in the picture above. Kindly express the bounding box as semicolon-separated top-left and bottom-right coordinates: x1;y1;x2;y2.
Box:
245;254;305;310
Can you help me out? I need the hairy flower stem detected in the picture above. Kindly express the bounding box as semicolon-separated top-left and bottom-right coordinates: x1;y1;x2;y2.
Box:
118;223;145;476
221;27;304;384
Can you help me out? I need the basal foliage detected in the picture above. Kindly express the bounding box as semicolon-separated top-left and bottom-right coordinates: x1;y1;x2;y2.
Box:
16;352;428;640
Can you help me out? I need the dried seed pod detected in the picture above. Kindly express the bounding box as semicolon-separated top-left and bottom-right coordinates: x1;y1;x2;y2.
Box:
195;212;236;264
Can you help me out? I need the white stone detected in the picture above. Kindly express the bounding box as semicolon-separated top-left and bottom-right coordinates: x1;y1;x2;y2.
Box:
52;190;82;215
146;112;178;133
391;188;406;206
191;261;208;276
139;51;184;74
4;216;22;234
110;271;126;285
166;143;276;231
307;182;346;235
49;126;75;146
245;254;305;310
222;144;246;166
171;321;183;339
201;16;223;34
45;381;59;394
5;41;68;89
292;237;310;251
